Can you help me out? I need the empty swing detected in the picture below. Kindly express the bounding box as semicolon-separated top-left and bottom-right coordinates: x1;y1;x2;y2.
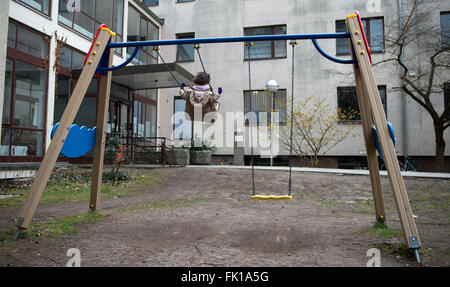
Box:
248;41;298;201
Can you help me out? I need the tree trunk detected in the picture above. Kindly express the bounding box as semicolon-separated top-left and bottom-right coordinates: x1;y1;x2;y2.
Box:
434;123;446;172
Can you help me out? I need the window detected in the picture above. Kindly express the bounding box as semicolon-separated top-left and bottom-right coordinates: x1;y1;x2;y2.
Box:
17;0;50;16
15;26;49;59
54;45;98;130
2;59;13;128
441;12;450;48
14;61;46;130
173;97;192;139
244;90;287;124
134;91;157;138
336;17;384;55
127;5;159;64
244;25;287;60
337;86;387;122
59;45;87;70
141;0;158;6
176;33;195;62
58;0;124;46
108;95;130;137
2;21;49;158
444;83;450;115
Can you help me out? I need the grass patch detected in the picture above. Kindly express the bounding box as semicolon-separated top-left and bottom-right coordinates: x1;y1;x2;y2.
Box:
0;168;169;208
351;200;374;214
313;198;374;214
100;168;167;198
410;185;450;219
322;201;345;206
373;243;417;261
364;221;403;239
0;211;105;242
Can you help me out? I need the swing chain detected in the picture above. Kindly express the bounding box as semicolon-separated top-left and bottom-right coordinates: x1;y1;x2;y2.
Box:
288;40;297;196
193;44;215;93
245;42;256;195
153;46;183;87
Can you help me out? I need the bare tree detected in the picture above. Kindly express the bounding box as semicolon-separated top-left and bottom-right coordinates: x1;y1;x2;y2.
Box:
277;95;357;167
375;0;449;170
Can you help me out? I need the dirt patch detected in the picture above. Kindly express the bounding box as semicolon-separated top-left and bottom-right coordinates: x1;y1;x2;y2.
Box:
0;167;448;267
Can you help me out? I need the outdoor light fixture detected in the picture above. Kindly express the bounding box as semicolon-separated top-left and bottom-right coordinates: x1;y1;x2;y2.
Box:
266;80;278;167
266;79;279;92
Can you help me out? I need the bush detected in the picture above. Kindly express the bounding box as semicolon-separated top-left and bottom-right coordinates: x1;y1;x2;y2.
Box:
104;135;127;182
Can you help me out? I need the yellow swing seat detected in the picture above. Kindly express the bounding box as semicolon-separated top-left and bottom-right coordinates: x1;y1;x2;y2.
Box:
251;195;293;200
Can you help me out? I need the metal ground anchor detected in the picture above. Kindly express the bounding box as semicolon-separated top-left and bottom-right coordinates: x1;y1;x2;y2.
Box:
409;236;421;264
13;217;25;241
413;249;421;264
13;227;23;241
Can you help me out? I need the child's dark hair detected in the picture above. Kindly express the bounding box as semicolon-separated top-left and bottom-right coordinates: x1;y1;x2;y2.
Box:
193;72;210;85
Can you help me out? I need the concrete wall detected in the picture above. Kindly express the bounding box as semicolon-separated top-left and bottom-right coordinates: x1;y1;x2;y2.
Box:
150;0;450;157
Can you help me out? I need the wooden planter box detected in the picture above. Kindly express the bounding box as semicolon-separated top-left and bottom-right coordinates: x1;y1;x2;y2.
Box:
166;149;190;165
190;150;212;165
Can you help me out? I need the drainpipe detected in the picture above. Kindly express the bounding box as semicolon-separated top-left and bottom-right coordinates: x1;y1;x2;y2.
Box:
398;0;409;170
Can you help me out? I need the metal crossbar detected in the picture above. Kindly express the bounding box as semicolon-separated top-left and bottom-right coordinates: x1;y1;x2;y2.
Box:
106;33;352;49
98;33;355;73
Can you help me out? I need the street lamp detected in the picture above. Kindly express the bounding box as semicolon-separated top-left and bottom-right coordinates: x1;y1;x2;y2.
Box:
266;80;279;167
266;80;279;93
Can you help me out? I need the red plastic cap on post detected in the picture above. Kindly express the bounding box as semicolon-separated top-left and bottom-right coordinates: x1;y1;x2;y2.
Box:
355;11;372;64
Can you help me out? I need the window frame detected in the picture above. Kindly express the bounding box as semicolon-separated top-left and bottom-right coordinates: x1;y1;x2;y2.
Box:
243;25;287;61
173;96;193;140
176;0;195;3
133;91;158;138
58;0;125;57
176;32;196;63
337;85;387;124
440;11;450;48
14;0;52;18
58;44;89;76
335;17;385;56
140;0;159;6
1;20;50;161
243;89;287;125
53;44;99;143
127;4;159;65
444;82;450;115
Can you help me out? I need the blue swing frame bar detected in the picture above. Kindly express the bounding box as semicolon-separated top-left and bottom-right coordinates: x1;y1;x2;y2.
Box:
98;32;356;72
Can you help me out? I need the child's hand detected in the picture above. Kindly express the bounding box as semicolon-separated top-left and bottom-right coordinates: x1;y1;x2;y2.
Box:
180;82;186;89
218;87;223;94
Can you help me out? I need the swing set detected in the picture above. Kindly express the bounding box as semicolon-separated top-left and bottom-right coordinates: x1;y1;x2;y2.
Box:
13;12;422;263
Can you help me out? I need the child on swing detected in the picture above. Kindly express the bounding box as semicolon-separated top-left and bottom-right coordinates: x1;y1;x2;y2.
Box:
179;72;222;122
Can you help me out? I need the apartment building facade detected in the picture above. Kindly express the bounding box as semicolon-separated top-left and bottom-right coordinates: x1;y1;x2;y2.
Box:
148;0;450;170
0;0;164;164
1;0;449;171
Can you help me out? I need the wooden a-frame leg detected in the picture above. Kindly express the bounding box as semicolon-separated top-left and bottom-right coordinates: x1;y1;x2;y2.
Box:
14;31;111;235
89;43;114;212
353;65;386;223
347;15;421;260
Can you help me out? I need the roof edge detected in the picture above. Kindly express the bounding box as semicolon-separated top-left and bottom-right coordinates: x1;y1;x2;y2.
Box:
131;0;165;25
